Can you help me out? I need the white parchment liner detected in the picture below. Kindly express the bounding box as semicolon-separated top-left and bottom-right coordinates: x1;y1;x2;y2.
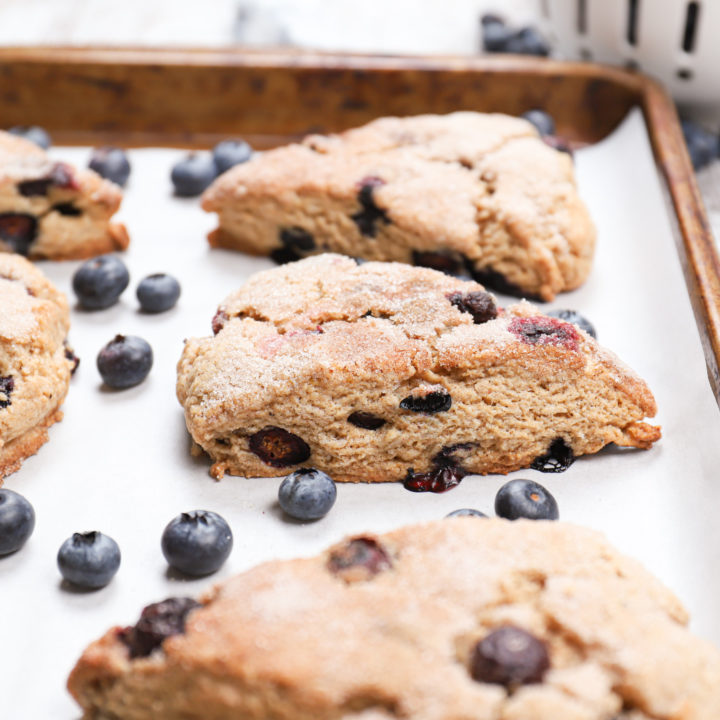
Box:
3;109;719;717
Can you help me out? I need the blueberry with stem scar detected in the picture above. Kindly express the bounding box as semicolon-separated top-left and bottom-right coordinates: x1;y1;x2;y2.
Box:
161;510;233;576
278;468;337;521
72;255;130;310
57;531;121;588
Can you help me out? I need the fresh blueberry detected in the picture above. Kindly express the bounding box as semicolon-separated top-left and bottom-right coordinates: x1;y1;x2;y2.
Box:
97;334;153;389
481;14;513;52
0;489;35;555
161;510;233;576
480;13;505;26
88;147;131;187
481;16;549;55
495;479;559;521
171;153;218;197
546;309;596;339
8;125;51;149
212;139;252;174
681;120;718;170
503;26;550;56
72;254;130;310
57;531;121;588
278;468;337;521
446;508;488;518
521;110;556;137
136;273;181;313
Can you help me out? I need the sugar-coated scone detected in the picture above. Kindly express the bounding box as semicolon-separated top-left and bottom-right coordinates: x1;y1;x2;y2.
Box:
68;518;720;719
0;254;75;480
0;131;129;259
202;112;595;301
176;254;659;484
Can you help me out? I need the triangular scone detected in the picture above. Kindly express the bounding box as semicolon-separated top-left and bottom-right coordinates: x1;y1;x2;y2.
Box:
0;131;129;259
68;519;720;719
202;112;595;301
176;254;659;484
0;254;75;480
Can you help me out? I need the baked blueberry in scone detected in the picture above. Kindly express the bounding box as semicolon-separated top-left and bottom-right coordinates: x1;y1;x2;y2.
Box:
176;255;659;484
201;112;595;301
0;254;75;480
68;519;720;719
0;130;129;259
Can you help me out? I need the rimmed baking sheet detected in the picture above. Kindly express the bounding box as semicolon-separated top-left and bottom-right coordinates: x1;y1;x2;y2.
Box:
3;108;720;717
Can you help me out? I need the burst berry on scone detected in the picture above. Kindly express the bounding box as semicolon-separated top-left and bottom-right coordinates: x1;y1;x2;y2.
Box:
176;255;659;485
0;130;129;259
202;112;595;301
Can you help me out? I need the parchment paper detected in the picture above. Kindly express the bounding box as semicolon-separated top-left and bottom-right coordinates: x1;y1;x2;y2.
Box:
3;109;720;718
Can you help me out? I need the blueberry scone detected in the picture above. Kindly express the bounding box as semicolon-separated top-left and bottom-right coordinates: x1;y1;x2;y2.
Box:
0;254;76;480
68;518;720;719
0;130;129;259
202;112;595;301
176;255;659;485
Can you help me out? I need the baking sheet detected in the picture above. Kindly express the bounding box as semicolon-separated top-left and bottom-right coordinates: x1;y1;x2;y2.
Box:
3;109;720;718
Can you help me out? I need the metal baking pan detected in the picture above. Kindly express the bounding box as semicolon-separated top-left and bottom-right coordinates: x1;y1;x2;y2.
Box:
1;49;719;718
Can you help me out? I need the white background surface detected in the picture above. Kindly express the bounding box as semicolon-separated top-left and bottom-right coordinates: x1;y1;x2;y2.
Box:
0;0;537;51
2;110;720;717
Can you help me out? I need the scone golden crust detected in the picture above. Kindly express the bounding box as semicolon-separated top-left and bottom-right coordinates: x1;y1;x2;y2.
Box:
0;254;75;480
176;254;659;483
0;131;129;259
202;112;595;301
68;518;720;720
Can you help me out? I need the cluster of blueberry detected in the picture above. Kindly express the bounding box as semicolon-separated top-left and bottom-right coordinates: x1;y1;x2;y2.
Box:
482;19;720;173
286;467;561;522
8;126;252;197
0;488;233;588
71;255;179;388
0;474;558;590
1;123;589;590
171;140;252;197
8;126;131;187
447;478;559;521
